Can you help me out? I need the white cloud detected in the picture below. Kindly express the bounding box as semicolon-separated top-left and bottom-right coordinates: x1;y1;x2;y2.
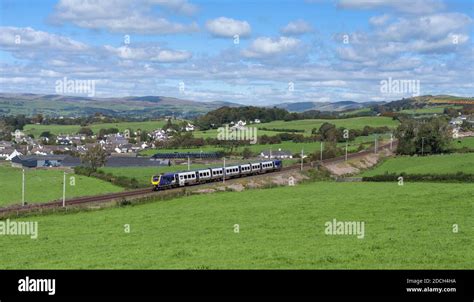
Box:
205;17;251;38
280;20;313;35
337;0;445;14
104;45;192;62
51;0;199;34
0;26;89;57
242;37;301;58
379;13;472;42
369;14;391;26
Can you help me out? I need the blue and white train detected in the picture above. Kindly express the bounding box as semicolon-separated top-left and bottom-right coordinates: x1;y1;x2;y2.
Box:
151;160;282;190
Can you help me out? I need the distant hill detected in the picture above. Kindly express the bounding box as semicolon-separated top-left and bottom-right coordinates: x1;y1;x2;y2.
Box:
383;95;473;111
275;100;384;112
0;93;240;118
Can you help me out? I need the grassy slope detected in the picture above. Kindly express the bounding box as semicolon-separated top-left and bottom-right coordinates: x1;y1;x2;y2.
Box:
141;134;392;156
0;165;123;206
256;117;399;135
361;153;474;176
0;182;471;269
452;137;474;150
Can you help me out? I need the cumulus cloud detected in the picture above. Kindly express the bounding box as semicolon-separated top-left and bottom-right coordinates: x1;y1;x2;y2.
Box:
242;36;301;58
280;20;313;35
104;45;192;62
0;26;89;58
51;0;199;34
205;17;251;38
378;13;472;42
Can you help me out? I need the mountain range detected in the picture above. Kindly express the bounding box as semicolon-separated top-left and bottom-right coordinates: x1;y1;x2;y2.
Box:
0;93;471;118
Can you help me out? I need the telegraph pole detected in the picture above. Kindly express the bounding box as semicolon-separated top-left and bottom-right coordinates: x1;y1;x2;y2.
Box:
345;140;348;161
390;133;393;150
62;171;66;207
22;169;25;206
320;141;323;161
374;134;378;154
300;149;304;171
187;156;190;171
223;157;226;184
421;137;425;156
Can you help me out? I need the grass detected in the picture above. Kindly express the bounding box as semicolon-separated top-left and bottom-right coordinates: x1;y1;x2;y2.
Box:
451;137;474;150
255;117;399;135
361;153;474;176
339;108;372;116
193;128;286;139
140;133;392;156
0;164;123;207
24;120;169;137
0;181;471;269
398;105;461;115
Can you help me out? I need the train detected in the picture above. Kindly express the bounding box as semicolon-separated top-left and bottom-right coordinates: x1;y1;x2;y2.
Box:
151;159;282;190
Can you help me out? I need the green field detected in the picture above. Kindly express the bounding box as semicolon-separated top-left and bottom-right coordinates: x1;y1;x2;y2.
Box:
339;108;372;116
361;153;474;176
24;120;169;137
0;182;471;269
399;105;462;115
256;117;399;135
0;164;123;207
452;137;474;150
141;133;392;156
193;128;286;139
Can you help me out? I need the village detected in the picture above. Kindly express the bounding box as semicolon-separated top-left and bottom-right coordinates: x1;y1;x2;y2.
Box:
0;117;295;169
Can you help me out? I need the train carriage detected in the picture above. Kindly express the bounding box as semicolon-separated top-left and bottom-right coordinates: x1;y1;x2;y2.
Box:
224;165;240;178
152;159;282;191
197;169;212;182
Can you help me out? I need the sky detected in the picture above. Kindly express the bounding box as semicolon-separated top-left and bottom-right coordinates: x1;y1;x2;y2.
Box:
0;0;473;105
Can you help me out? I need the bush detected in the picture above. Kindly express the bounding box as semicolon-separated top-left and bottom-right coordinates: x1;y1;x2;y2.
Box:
363;172;474;183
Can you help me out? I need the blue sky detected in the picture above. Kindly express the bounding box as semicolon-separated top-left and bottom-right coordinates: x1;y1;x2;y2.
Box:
0;0;473;105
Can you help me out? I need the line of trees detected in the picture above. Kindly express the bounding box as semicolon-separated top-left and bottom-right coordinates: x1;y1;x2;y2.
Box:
395;117;451;155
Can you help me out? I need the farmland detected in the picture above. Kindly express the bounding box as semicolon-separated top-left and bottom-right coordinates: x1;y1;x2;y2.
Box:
255;117;399;135
398;105;462;115
141;133;392;156
0;181;471;269
361;153;474;176
0;164;123;207
452;137;474;150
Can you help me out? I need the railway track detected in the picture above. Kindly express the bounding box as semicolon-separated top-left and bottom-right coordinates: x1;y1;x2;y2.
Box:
0;140;397;217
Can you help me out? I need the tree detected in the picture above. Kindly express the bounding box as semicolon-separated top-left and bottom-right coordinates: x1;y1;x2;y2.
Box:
395;117;451;155
81;144;107;171
242;147;254;159
78;127;93;136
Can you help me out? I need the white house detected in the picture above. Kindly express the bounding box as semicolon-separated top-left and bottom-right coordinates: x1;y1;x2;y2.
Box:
11;129;25;142
185;123;195;132
231;120;247;130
